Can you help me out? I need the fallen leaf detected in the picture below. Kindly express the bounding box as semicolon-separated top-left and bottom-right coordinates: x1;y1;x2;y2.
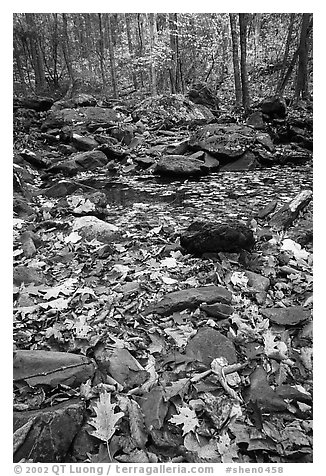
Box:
89;392;124;443
169;406;199;435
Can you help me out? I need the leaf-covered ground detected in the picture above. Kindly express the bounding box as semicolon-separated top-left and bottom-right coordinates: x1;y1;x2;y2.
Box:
13;156;313;463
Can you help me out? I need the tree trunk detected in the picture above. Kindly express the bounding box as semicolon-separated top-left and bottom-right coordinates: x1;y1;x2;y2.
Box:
148;13;158;95
13;42;27;95
25;13;47;94
136;14;145;89
106;14;118;98
239;13;250;112
295;13;311;100
61;13;75;97
125;14;138;89
229;14;242;107
98;14;107;91
168;13;183;93
275;13;295;95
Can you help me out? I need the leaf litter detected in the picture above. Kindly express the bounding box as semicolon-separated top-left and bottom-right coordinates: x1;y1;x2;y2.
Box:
13;161;312;463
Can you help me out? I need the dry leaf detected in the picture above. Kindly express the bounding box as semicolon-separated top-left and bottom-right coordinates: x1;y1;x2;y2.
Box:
89;392;124;443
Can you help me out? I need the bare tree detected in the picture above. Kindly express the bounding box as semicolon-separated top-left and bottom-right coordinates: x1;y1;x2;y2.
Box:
229;13;242;107
239;13;250;111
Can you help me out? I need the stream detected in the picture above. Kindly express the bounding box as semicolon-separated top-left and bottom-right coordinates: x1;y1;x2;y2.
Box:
78;162;313;227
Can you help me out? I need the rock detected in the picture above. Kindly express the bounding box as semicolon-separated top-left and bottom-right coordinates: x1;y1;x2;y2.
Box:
256;132;275;152
13;266;45;285
14;399;85;462
145;285;232;316
52;94;97;111
260;306;311;326
110;124;135;145
246;111;265;129
134;156;156;168
260;96;287;119
14;96;54;112
220;151;258;171
244;271;270;292
47;150;109;176
154;155;206;177
43;180;81;198
13;197;36;218
187;83;219;111
13;350;95;388
188;151;220;172
255;148;277;165
200;303;234;320
72;134;99;151
185;328;237;366
72;216;119;243
42;107;125;131
20;230;42;258
20;149;49;169
180;221;255;256
132;94;214;130
165;139;189;156
189;123;256;162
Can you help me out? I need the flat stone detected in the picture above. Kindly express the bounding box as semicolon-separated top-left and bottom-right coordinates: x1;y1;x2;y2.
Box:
185;328;237;366
200;303;234;320
245;271;270;292
145;285;232;316
14;399;85;462
13;350;95;388
260;306;311;326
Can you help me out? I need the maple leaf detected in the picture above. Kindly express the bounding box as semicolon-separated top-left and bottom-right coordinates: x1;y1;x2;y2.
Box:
89;392;124;443
169;406;199;435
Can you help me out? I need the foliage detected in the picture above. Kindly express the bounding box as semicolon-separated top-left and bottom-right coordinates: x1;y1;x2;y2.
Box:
13;13;313;101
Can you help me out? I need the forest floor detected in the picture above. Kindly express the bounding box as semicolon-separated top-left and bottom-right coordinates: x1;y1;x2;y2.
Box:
13;97;313;464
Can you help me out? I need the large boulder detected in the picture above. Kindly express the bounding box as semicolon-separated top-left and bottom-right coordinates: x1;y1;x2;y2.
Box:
189;123;257;162
132;94;214;130
154;155;206;177
187;83;219;112
180;221;255;256
260;96;287;119
47;150;109;175
42;106;125;131
14;96;54;112
51;93;97;111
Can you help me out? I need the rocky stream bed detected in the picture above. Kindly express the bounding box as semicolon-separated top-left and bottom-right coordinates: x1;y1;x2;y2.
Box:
13;93;313;464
